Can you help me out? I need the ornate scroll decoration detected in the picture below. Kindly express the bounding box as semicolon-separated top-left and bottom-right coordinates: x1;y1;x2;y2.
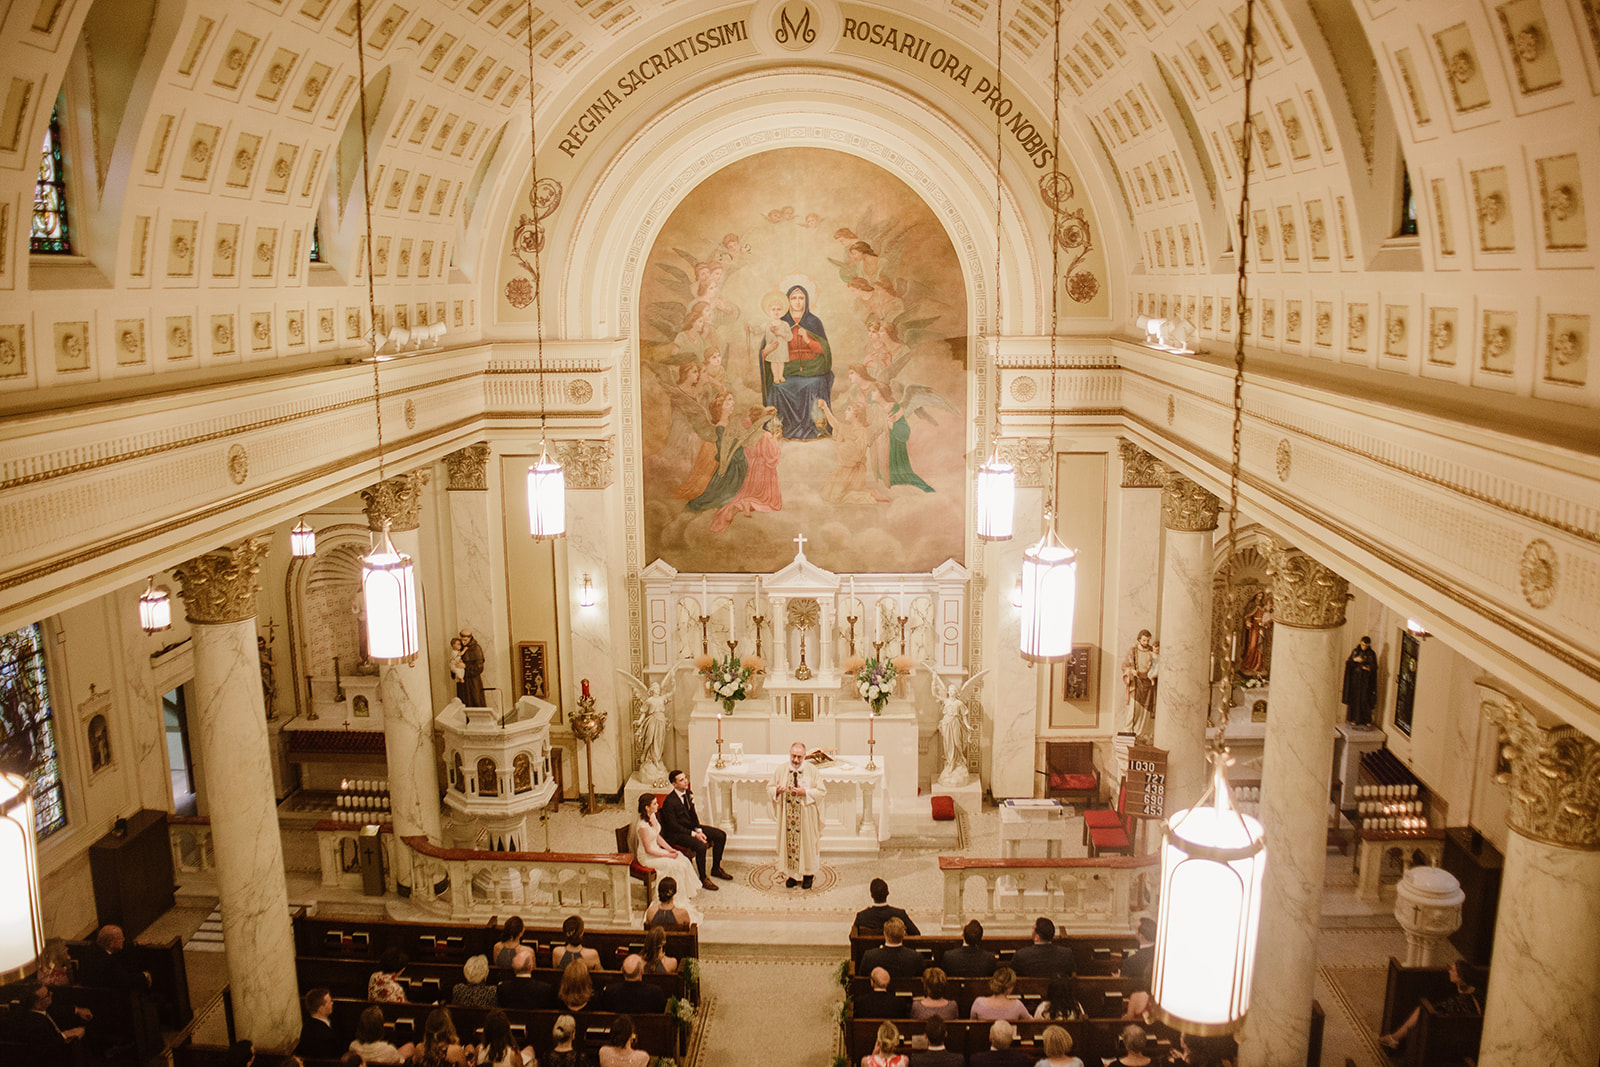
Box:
443;443;490;491
1117;438;1163;488
553;437;615;489
1482;690;1600;851
1263;541;1349;629
1157;467;1221;532
360;468;430;531
1275;439;1292;482
174;537;269;625
1519;539;1558;609
993;437;1053;488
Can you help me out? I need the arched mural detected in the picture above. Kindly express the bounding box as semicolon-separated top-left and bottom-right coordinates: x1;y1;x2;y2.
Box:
639;147;968;574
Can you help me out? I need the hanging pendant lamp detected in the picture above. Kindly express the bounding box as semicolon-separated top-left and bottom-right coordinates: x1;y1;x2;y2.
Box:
138;578;172;634
0;773;43;983
361;518;418;664
522;0;565;540
1018;510;1075;661
290;517;318;558
528;443;566;540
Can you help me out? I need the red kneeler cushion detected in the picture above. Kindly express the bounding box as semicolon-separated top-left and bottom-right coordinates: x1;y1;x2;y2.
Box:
930;795;957;821
1050;773;1098;791
1083;808;1123;828
1089;825;1130;849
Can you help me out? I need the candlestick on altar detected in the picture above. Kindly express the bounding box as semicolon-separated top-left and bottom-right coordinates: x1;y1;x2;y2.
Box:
872;640;885;660
726;639;738;657
752;615;766;660
846;615;857;656
715;736;726;769
698;614;711;655
728;597;735;640
897;615;908;656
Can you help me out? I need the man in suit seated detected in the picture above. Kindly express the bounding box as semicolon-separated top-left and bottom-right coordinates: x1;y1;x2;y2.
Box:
860;918;925;979
1120;917;1157;989
853;878;920;935
295;988;344;1060
11;984;86;1052
659;769;731;891
854;967;908;1019
75;925;149;990
942;919;998;978
497;946;559;1010
1009;917;1075;979
600;954;668;1015
909;1015;963;1067
970;1019;1033;1067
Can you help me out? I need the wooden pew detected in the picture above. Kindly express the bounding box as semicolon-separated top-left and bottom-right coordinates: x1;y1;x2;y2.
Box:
845;974;1146;1019
1405;997;1482;1067
292;910;700;966
295;955;685;1004
327;996;683;1059
1381;958;1454;1037
843;1015;1182;1065
847;928;1139;976
65;934;193;1029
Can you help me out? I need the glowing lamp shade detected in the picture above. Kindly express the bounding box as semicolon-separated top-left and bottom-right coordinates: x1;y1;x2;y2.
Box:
527;446;566;540
1019;518;1075;662
138;578;172;634
361;523;418;663
578;573;597;608
0;773;43;983
290;518;318;558
1152;765;1266;1035
975;454;1016;541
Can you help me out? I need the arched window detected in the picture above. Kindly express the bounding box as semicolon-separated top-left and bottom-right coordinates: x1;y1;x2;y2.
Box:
1398;166;1418;237
30;107;70;254
310;220;324;263
0;624;68;837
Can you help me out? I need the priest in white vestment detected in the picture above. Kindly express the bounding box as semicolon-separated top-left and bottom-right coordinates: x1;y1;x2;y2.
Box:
769;741;827;888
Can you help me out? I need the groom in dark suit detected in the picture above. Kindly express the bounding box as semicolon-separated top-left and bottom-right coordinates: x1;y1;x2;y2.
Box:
660;768;731;890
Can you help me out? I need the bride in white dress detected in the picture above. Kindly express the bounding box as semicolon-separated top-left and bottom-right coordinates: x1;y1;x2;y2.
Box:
634;793;699;900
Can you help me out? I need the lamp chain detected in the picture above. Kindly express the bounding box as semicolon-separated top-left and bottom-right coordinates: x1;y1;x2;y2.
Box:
1045;0;1061;518
991;0;1003;455
354;0;385;482
1215;0;1257;745
526;0;547;436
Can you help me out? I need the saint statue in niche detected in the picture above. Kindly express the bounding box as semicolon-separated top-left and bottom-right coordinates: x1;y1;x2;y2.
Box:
87;714;112;771
513;753;533;794
1237;591;1274;678
477;756;498;796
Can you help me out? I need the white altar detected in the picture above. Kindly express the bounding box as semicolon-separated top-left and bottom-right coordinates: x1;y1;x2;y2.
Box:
703;751;888;853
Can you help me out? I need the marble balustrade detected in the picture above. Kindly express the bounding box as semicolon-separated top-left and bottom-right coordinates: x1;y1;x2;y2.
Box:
399;836;635;925
167;815;216;874
939;854;1157;933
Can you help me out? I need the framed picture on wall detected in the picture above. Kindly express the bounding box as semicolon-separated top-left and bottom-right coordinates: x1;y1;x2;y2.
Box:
519;640;550;710
1393;631;1420;736
1049;644;1099;729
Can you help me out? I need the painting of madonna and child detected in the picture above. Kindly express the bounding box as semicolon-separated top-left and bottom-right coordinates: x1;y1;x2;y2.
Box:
639;147;968;574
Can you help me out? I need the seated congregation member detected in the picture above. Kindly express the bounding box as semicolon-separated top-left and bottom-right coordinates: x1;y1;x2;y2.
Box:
861;918;925;979
1033;975;1081;1021
909;1016;963;1067
296;988;344;1059
453;954;499;1008
559;957;596;1012
1036;1025;1083;1067
367;947;410;1003
1120;918;1156;989
600;954;668;1015
970;1019;1033;1067
349;1005;414;1064
493;916;526;969
854;878;921;935
1170;1033;1236;1067
555;916;604;971
498;945;558;1010
855;966;908;1019
480;1009;534;1067
1111;1024;1153;1067
78;925;150;990
970;967;1032;1022
10;983;87;1050
644;877;692;929
547;1013;583;1067
910;967;957;1020
642;926;678;974
942;920;998;978
224;1039;255;1067
418;1007;472;1067
597;1014;650;1067
35;938;93;1031
1379;960;1485;1050
1010;918;1075;980
861;1021;909;1067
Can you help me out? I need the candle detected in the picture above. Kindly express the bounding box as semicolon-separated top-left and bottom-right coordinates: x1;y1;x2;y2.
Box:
728;596;735;636
755;575;762;612
869;714;875;742
701;574;709;608
898;578;906;612
717;712;723;741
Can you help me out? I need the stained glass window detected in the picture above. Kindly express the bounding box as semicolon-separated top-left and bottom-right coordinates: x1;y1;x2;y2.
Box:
0;623;68;838
310;220;323;263
1399;167;1418;237
30;107;71;255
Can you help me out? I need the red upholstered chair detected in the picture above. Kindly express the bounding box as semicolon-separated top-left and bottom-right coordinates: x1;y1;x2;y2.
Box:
616;823;655;901
1041;740;1100;808
1083;778;1127;844
1086;782;1134;858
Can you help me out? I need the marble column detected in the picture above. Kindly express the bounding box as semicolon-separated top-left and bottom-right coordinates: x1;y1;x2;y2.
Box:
443;443;508;696
1239;546;1349;1067
173;539;299;1052
1150;469;1219;814
989;438;1049;799
361;470;443;858
557;438;623;793
1114;441;1164;734
1476;691;1600;1067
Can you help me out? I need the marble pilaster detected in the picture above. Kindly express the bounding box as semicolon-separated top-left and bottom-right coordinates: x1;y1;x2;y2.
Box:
1114;441;1163;734
173;539;299;1052
564;450;625;793
770;597;790;678
1240;546;1349;1067
1477;692;1600;1067
361;472;443;857
1151;471;1219;813
444;443;508;696
989;480;1045;798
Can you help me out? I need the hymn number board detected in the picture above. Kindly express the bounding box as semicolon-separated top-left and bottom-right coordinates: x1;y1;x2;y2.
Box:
1126;744;1169;820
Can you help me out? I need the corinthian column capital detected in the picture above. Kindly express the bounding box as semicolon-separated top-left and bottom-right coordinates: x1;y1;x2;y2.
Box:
1264;542;1349;629
443;443;490;491
1158;467;1221;532
174;537;269;624
361;468;430;531
1482;689;1600;851
1118;439;1164;488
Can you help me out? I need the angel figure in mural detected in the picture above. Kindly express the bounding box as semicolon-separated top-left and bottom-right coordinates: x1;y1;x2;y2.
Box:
617;669;676;787
709;407;785;533
927;667;991;786
816;399;891;504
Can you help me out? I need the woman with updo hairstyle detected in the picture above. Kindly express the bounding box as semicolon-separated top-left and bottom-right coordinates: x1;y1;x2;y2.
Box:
1112;1024;1152;1067
644;876;692;928
860;1020;908;1067
546;1014;581;1067
970;966;1032;1021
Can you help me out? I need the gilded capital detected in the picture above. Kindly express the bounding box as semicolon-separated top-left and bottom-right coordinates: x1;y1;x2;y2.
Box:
993;438;1053;489
553;437;615;490
174;537;269;625
1158;468;1220;531
443;443;490;491
1483;691;1600;851
361;468;430;531
1264;542;1349;629
1118;439;1163;489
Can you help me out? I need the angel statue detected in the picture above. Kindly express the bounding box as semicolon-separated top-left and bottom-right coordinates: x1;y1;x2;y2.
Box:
926;666;990;786
617;669;675;788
